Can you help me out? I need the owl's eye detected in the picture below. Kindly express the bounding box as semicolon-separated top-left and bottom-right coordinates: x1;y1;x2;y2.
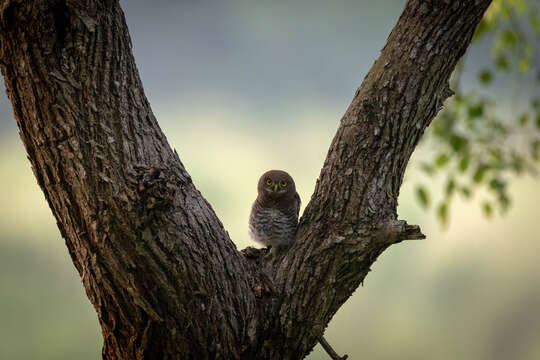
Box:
265;178;273;186
280;181;287;188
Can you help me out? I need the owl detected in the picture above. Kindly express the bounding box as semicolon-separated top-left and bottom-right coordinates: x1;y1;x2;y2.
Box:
249;170;301;257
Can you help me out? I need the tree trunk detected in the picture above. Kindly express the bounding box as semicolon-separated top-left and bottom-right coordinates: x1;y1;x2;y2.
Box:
0;0;491;359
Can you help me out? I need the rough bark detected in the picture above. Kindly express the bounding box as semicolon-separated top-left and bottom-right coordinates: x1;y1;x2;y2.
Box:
0;0;492;359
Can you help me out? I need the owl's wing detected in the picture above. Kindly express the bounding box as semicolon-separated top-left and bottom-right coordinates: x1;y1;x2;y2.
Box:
294;192;301;219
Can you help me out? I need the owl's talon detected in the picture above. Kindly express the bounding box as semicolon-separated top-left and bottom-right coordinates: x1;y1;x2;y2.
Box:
265;246;277;258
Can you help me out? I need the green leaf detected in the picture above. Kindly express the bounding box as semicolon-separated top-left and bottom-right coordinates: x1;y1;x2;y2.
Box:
445;179;456;197
501;4;512;19
536;114;540;129
449;134;468;152
482;201;493;218
531;139;540;161
530;10;540;33
416;186;430;209
473;164;490;183
511;152;525;173
532;98;540;111
435;153;450;168
499;193;511;210
500;29;518;49
468;104;483;118
519;113;529;126
478;69;492;84
460;186;472;199
495;55;510;71
473;19;491;41
511;0;527;14
518;58;531;73
437;203;448;226
488;149;502;167
459;156;470;172
489;178;505;192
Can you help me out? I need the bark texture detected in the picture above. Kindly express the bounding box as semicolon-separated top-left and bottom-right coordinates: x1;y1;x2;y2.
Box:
0;0;492;359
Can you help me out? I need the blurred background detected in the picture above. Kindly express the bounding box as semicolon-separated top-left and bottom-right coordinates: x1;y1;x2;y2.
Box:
1;0;539;359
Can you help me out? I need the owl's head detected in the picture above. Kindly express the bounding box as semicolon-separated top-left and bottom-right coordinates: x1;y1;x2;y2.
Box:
257;170;296;200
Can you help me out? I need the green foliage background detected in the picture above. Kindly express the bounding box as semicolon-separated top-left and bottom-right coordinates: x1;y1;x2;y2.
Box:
1;1;539;359
416;0;540;225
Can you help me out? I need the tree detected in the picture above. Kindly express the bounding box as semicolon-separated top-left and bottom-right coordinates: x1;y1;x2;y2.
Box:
0;0;492;359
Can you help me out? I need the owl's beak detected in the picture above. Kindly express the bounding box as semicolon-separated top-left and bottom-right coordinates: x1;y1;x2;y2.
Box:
273;184;278;192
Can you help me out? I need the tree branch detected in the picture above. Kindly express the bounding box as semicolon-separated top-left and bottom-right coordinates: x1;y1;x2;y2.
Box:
260;0;492;358
0;0;256;358
319;336;349;360
319;336;348;360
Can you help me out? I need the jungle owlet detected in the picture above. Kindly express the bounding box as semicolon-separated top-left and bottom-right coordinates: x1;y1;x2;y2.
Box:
249;170;301;256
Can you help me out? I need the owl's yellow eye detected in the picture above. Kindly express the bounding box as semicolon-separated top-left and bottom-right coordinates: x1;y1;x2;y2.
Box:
280;181;287;188
265;178;273;186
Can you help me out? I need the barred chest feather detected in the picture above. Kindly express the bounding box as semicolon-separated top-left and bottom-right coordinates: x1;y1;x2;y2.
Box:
249;202;298;248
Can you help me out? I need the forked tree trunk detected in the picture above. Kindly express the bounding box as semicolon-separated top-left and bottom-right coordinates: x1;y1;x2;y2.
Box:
0;0;491;359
